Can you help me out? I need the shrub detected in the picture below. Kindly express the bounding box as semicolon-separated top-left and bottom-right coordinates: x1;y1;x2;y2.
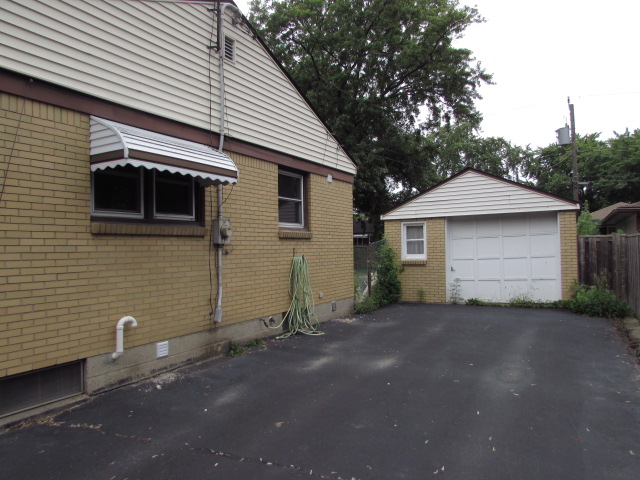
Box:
569;284;632;319
577;201;601;235
354;295;377;314
371;238;402;308
354;238;402;313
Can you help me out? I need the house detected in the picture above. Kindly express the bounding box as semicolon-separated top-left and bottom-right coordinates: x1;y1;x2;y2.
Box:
0;0;356;421
591;202;640;234
381;169;580;303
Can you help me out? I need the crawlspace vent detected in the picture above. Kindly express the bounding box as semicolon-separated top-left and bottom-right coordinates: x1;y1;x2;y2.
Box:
156;341;169;358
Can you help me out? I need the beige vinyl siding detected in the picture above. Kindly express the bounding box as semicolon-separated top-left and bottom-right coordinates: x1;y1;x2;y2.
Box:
382;171;580;221
0;0;356;174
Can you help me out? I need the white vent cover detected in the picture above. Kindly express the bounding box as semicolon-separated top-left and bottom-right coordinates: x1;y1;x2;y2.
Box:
156;341;169;358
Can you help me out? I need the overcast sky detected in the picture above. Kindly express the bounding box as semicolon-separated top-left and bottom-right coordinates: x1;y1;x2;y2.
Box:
234;0;640;149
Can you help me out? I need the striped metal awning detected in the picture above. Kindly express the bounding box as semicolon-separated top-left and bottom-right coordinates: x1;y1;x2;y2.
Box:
89;116;238;185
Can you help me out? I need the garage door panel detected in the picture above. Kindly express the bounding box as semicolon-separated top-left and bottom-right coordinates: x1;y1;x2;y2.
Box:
502;216;527;234
452;259;475;279
458;280;477;300
530;234;557;256
450;219;475;237
503;235;528;257
477;281;501;301
531;279;558;301
504;280;532;300
448;213;560;302
477;237;500;257
504;258;528;279
450;238;475;258
531;256;556;278
477;218;501;236
530;213;557;232
477;258;501;279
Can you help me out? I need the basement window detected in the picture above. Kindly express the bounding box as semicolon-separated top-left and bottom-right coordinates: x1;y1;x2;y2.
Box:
0;361;83;417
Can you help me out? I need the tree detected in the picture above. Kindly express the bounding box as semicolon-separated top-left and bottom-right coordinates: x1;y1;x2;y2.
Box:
576;201;600;235
522;130;640;210
425;123;531;181
249;0;492;221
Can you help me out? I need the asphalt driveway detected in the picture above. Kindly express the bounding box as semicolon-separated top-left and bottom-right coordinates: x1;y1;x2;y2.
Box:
2;304;640;479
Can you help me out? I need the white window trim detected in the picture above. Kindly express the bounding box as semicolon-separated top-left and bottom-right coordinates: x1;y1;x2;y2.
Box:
278;170;304;228
401;221;427;260
91;166;144;219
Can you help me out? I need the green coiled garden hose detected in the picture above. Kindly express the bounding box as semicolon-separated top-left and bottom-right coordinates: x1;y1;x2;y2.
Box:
270;256;323;338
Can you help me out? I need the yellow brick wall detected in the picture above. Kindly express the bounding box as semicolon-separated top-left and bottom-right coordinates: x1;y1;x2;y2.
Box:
384;218;447;303
0;94;354;379
559;210;578;299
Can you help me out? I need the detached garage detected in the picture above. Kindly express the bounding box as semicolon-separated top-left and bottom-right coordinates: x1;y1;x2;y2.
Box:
381;169;580;303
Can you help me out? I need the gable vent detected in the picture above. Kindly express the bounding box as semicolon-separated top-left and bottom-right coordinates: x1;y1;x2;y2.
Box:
224;36;235;61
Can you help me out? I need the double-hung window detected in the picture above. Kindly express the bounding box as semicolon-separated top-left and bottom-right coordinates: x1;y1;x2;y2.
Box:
278;170;304;228
402;222;427;260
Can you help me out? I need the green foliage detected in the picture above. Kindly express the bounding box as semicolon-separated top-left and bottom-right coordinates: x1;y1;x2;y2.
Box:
371;239;402;308
227;339;265;356
354;295;378;314
576;201;601;235
249;0;492;221
465;298;485;306
522;130;640;209
568;284;632;319
464;283;632;319
246;339;265;349
354;238;401;313
417;288;426;303
227;342;247;357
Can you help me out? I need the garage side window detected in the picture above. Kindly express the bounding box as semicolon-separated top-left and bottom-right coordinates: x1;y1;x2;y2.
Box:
402;222;427;260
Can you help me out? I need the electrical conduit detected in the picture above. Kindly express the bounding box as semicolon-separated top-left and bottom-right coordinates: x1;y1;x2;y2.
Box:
214;2;242;323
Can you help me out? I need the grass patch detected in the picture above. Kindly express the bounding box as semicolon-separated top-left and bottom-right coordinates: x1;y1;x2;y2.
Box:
227;338;266;357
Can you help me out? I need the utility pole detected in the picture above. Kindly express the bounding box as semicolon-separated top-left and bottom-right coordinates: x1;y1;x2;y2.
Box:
568;97;579;202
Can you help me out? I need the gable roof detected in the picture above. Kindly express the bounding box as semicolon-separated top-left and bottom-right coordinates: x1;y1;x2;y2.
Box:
0;0;356;175
591;201;640;224
381;168;580;221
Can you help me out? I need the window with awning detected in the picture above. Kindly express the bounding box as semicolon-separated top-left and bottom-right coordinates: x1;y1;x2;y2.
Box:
89;116;238;222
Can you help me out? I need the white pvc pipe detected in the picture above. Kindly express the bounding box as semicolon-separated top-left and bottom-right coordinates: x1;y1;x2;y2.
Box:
112;316;138;360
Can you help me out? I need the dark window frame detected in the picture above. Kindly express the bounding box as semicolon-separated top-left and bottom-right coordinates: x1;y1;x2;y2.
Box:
91;166;204;225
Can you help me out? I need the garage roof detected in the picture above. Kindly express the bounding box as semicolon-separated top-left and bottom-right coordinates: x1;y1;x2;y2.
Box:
89;116;238;186
382;168;580;221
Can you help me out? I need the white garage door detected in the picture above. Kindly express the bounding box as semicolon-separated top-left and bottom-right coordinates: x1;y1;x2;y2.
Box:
447;213;561;302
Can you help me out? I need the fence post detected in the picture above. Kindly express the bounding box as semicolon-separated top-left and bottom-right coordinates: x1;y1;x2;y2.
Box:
367;242;372;297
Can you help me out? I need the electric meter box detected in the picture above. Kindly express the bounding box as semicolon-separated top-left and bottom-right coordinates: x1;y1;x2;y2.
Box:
213;218;232;245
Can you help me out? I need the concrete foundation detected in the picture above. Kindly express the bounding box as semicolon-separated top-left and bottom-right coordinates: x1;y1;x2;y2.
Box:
85;297;353;394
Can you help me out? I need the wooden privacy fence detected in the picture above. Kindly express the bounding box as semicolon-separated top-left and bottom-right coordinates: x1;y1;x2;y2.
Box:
578;234;640;316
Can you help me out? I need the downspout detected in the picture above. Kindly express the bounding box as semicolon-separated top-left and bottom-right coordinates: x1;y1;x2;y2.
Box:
214;3;241;323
